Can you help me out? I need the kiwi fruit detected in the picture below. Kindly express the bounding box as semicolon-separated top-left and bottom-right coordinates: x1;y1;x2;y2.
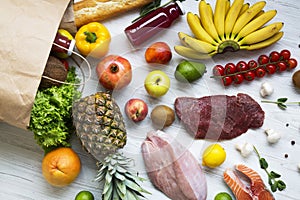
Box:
292;70;300;88
39;56;67;89
150;105;175;129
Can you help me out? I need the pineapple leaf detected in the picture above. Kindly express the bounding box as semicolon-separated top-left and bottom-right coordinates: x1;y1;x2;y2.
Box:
124;179;150;194
115;172;126;181
103;181;113;200
105;170;113;183
126;190;139;200
116;178;127;196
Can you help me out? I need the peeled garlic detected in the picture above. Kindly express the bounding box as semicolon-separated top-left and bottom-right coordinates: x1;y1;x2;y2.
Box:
260;82;274;97
235;142;253;157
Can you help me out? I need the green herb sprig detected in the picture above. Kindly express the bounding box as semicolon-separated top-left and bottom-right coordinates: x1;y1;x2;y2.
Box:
261;98;300;110
133;0;193;23
253;146;286;192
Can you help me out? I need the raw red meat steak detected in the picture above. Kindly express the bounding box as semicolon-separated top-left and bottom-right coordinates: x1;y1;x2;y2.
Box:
174;93;265;140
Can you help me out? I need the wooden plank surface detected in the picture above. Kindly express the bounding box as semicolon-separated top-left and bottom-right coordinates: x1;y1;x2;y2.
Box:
1;0;300;199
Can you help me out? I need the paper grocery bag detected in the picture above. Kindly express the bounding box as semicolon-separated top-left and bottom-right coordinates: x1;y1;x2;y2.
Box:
0;0;71;129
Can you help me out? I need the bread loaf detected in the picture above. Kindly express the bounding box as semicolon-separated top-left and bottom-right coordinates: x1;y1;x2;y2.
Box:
73;0;153;27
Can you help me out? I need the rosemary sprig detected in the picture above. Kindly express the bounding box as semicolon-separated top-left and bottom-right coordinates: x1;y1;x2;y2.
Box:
253;146;286;192
132;0;190;23
261;97;300;110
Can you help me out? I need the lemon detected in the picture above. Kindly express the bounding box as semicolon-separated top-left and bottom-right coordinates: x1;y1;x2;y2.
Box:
75;191;94;200
202;143;226;168
214;192;233;200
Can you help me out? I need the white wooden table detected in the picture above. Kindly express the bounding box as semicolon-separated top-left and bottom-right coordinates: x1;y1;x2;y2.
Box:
1;0;300;199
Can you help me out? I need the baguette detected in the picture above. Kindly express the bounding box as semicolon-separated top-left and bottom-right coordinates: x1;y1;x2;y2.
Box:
73;0;153;27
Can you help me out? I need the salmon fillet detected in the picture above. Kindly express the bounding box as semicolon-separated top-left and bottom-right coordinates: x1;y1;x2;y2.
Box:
224;164;274;200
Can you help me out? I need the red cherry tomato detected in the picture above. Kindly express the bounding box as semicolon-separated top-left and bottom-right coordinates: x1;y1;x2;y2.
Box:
233;74;244;84
222;76;233;86
213;65;225;76
280;49;291;60
248;60;258;70
269;51;280;62
266;64;277;74
244;71;255;81
224;63;236;74
286;58;298;70
276;61;288;72
255;67;266;78
236;61;249;72
258;55;269;65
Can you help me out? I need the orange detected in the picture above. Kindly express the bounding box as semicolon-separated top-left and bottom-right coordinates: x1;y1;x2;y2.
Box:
42;147;81;187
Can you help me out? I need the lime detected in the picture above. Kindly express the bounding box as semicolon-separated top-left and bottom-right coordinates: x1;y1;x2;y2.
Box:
75;191;94;200
175;60;206;83
214;192;233;200
202;143;226;168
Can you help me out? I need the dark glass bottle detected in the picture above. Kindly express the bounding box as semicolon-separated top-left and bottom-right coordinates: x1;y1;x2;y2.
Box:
124;1;185;46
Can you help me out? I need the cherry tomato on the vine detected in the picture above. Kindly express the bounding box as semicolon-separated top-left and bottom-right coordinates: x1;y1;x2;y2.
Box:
276;61;288;72
269;51;280;62
222;76;233;86
236;61;249;72
248;60;258;70
233;74;244;84
224;63;236;74
213;65;225;76
258;55;269;65
266;64;277;74
280;49;291;60
286;58;298;70
255;67;266;78
244;71;256;81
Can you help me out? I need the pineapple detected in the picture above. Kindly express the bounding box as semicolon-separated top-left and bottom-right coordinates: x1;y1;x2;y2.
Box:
72;91;150;199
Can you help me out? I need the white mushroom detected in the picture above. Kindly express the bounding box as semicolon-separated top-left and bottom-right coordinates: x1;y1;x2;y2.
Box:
235;142;253;157
265;129;281;144
260;82;274;97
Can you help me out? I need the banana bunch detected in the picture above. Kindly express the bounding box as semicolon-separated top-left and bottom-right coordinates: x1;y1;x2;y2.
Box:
175;0;284;60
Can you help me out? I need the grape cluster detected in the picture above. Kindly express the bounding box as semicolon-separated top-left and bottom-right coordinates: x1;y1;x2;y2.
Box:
212;49;298;86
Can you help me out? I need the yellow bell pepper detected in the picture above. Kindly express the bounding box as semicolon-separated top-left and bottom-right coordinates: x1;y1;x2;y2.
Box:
75;22;111;58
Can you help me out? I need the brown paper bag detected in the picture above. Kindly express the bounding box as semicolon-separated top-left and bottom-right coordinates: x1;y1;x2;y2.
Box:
0;0;71;129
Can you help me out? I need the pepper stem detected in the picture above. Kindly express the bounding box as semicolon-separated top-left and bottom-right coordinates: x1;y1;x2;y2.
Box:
84;31;97;43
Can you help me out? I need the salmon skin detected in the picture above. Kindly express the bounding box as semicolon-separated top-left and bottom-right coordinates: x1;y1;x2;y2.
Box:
224;164;275;200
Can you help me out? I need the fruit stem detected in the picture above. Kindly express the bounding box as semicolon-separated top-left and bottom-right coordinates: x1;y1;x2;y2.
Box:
217;40;240;54
110;64;119;73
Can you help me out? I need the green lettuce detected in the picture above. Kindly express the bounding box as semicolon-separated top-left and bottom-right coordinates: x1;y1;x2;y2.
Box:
28;67;81;153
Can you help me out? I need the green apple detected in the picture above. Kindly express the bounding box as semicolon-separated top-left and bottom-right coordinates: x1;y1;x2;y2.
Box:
144;70;170;97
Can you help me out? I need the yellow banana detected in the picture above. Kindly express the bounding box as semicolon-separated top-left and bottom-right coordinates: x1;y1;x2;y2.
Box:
199;0;220;42
240;31;284;50
238;3;250;17
225;0;230;15
238;22;284;45
186;12;218;45
214;0;227;40
224;0;244;39
236;10;277;40
231;1;266;39
174;45;214;60
178;32;217;54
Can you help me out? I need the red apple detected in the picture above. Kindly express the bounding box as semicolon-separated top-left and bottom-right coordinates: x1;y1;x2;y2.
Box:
96;55;132;90
125;98;148;122
145;42;172;64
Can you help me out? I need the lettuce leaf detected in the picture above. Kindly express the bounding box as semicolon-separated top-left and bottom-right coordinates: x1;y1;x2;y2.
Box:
28;67;81;153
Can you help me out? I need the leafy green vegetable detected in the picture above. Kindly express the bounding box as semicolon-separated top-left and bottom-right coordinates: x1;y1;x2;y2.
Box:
28;67;81;153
